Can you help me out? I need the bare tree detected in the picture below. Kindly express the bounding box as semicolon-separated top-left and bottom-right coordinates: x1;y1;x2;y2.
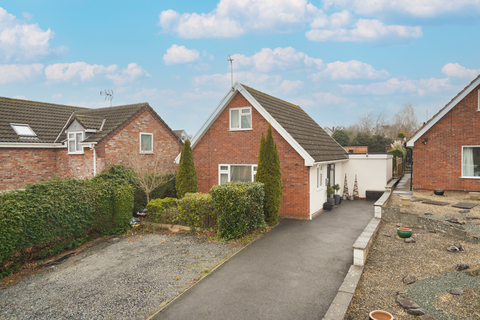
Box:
127;153;177;203
390;102;420;139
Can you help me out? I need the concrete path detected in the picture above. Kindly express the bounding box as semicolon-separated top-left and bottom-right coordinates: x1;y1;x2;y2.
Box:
152;200;374;320
393;173;412;195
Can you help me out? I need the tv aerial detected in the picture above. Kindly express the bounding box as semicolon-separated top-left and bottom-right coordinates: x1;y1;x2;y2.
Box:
100;89;114;106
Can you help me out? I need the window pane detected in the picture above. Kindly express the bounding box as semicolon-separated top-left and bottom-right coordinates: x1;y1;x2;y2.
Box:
241;114;252;129
12;125;36;136
231;110;239;128
76;133;82;151
141;134;152;152
220;173;228;185
69;140;75;153
241;108;250;114
220;166;228;171
230;166;252;182
463;147;480;177
317;167;320;188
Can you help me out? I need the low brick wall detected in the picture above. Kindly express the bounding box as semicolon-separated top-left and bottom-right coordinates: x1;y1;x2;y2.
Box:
382;206;480;244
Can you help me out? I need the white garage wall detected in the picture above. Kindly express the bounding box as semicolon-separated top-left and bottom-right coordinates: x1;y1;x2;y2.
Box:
309;165;327;218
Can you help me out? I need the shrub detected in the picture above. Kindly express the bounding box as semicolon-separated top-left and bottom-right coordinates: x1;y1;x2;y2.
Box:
255;125;282;226
177;193;216;231
146;197;178;224
176;140;198;198
210;182;265;240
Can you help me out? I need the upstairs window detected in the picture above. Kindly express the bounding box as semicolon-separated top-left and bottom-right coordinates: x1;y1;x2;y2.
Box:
10;123;36;137
230;107;252;130
68;131;84;154
140;133;153;153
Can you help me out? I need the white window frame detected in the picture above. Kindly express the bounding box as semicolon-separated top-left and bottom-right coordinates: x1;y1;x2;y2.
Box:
461;145;480;179
67;131;84;154
229;107;252;131
316;165;323;189
10;123;37;137
139;132;153;154
218;164;257;184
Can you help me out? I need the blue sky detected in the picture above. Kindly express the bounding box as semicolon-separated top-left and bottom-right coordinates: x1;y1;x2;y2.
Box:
1;1;480;136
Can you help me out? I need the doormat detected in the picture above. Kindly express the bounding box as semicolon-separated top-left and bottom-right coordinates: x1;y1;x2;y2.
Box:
421;200;450;206
452;202;478;209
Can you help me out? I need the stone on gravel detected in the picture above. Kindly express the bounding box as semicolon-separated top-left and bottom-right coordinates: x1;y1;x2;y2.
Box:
398;299;420;309
424;212;433;215
404;237;415;243
456;263;469;271
383;233;391;237
450;288;464;295
407;308;426;316
419;314;435;320
403;275;416;284
468;268;480;276
459;210;470;214
447;243;465;252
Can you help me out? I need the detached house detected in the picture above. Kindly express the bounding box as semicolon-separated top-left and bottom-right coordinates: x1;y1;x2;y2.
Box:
407;74;480;191
0;97;182;190
186;83;393;220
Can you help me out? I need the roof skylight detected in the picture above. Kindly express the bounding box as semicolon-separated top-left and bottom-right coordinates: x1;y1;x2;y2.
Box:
10;123;37;137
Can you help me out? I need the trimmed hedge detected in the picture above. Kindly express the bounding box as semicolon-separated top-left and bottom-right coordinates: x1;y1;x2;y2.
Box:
146;197;178;224
210;182;265;240
178;193;215;231
0;176;134;278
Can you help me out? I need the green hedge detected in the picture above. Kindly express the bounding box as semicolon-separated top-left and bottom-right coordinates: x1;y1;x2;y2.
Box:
178;193;215;231
210;182;265;240
0;176;134;278
146;197;178;224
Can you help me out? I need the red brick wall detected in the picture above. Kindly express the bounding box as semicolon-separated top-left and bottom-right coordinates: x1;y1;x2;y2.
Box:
413;85;480;191
193;92;310;219
0;148;58;190
1;107;182;190
343;146;368;153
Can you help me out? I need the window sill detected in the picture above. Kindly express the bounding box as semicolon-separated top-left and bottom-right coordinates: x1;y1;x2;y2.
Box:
228;128;253;132
68;152;84;155
460;176;480;179
140;152;154;155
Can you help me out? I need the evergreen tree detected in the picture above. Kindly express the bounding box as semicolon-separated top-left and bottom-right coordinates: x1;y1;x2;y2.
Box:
175;140;198;198
332;129;350;146
255;125;282;226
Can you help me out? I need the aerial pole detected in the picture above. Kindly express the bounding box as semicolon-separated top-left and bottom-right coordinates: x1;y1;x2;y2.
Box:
100;89;114;106
228;55;234;89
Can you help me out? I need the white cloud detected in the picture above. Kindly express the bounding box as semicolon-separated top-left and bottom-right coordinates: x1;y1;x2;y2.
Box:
313;92;346;105
323;0;480;18
310;60;389;80
232;47;323;72
0;7;66;61
442;63;480;79
0;63;43;84
159;0;320;38
310;10;353;28
131;88;159;99
278;80;303;94
12;95;27;100
340;77;449;96
163;44;200;65
106;63;151;85
306;18;422;42
45;62;117;82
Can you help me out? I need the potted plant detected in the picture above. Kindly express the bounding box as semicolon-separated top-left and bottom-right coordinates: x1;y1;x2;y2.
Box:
327;186;335;204
333;184;341;204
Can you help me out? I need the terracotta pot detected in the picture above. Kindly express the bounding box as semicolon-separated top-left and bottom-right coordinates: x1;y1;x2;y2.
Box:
401;197;410;207
469;192;480;200
369;310;394;320
397;227;412;238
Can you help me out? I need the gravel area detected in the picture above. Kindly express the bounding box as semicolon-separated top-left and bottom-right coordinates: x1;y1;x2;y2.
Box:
390;191;480;235
0;233;241;320
345;221;480;320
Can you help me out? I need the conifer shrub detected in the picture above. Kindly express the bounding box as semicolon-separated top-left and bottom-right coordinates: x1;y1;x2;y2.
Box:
176;140;198;198
210;182;265;240
255;125;282;226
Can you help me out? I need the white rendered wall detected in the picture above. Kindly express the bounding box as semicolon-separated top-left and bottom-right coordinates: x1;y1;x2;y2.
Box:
309;165;327;218
342;154;393;198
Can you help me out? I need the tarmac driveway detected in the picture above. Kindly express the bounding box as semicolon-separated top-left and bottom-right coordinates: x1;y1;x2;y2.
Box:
153;200;374;320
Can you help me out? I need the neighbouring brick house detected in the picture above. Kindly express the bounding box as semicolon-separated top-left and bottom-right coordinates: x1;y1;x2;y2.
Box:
407;74;480;191
0;97;182;190
184;83;350;220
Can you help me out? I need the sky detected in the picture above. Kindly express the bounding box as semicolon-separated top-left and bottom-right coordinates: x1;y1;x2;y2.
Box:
1;1;480;137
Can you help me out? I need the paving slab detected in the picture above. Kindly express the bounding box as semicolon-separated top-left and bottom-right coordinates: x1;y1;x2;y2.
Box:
151;200;374;320
452;202;478;209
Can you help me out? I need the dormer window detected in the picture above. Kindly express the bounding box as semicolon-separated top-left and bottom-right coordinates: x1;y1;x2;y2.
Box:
68;131;84;154
10;123;36;137
230;107;252;130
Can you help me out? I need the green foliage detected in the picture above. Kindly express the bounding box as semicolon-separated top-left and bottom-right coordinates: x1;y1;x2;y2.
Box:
333;184;340;194
147;197;178;215
332;129;350;146
255;125;282;226
369;135;393;153
352;132;371;146
134;173;177;211
90;178;134;235
327;186;334;195
176;140;198;198
95;164;134;182
397;131;407;139
210;182;265;240
388;142;407;175
146;197;178;224
177;193;216;231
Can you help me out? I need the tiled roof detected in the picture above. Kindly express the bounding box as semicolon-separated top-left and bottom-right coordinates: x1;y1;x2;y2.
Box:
242;84;347;162
0;97;180;146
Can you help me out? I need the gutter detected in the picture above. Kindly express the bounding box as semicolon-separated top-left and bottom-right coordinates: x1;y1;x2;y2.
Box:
0;142;65;148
